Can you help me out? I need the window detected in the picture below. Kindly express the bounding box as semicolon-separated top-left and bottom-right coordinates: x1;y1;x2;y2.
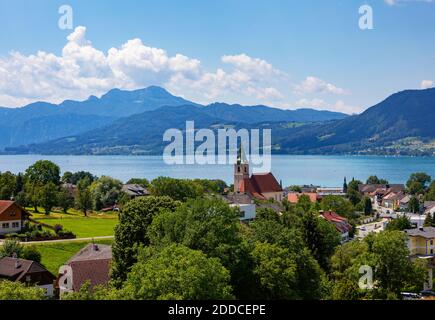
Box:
12;222;20;228
239;210;245;218
237;166;241;173
431;240;434;246
2;223;9;229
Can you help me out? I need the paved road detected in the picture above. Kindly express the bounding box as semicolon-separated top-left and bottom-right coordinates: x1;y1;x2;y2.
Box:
0;235;114;246
356;219;388;239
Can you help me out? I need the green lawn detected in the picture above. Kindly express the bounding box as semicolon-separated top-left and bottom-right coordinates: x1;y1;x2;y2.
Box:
29;207;119;238
35;217;118;238
33;239;113;275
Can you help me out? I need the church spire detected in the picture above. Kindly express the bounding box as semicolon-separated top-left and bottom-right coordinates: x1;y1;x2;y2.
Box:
237;144;248;165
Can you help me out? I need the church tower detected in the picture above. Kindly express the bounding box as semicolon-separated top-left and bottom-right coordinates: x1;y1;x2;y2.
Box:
234;145;249;193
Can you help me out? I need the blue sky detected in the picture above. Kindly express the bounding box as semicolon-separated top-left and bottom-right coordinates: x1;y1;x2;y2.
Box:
0;0;434;113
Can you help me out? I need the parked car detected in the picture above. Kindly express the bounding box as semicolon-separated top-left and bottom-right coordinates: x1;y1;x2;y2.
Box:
401;292;421;300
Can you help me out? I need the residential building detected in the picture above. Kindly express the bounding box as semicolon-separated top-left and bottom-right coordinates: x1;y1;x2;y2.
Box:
320;211;353;242
316;187;346;199
233;148;284;202
0;200;30;235
223;193;257;221
57;243;112;295
381;192;405;210
399;195;412;211
424;202;435;216
122;184;150;199
287;192;318;204
404;227;435;290
0;256;56;297
358;184;406;196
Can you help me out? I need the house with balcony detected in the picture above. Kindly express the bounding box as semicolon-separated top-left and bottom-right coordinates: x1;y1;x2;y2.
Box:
404;227;435;290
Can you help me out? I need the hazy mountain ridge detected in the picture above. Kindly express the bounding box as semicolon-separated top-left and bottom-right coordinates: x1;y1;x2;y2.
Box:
11;87;435;156
0;86;348;150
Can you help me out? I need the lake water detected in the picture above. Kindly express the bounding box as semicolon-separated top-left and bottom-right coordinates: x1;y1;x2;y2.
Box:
0;155;434;187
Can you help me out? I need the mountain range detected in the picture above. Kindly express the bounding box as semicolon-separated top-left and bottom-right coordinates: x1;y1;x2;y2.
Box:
0;86;347;150
2;86;434;156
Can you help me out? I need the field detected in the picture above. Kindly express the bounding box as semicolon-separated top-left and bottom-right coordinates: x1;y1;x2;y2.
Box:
29;207;119;238
32;239;113;275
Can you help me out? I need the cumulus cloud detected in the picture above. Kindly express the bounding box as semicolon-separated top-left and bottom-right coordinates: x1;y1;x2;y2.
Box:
421;80;433;89
293;76;348;95
0;26;358;113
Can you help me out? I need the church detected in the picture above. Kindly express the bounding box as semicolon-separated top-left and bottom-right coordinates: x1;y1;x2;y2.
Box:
233;147;284;202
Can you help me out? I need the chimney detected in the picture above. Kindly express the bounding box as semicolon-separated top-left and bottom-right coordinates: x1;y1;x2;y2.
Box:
92;244;99;251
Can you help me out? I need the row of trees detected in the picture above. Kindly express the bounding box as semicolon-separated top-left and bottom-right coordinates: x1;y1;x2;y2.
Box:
0;160;228;216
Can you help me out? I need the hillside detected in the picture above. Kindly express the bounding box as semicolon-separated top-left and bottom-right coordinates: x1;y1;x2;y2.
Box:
0;86;347;150
0;86;197;148
15;88;435;156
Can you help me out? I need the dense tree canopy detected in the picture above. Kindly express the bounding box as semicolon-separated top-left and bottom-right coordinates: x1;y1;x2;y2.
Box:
0;281;45;300
121;245;233;300
111;196;180;286
150;177;203;201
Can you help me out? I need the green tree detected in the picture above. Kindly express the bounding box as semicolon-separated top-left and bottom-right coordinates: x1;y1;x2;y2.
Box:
148;197;254;299
126;178;150;188
300;212;341;270
63;171;96;185
386;215;412;231
62;281;120;300
366;176;389;185
363;197;373;215
408;196;420;213
76;177;93;216
347;189;362;206
347;179;363;193
57;186;75;214
38;182;58;215
0;239;23;258
424;181;435;201
24;160;60;186
121;245;233;300
255;207;280;222
321;195;355;217
251;242;298;299
297;194;313;212
330;231;427;299
0;280;45;300
407;172;432;195
0;171;16;200
408;181;424;195
22;246;42;263
90;176;123;210
424;213;434;227
150;177;203;201
111;196;180;286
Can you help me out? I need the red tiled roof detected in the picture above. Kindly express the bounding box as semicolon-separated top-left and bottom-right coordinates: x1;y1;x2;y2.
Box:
0;200;14;214
321;211;353;234
288;192;318;203
69;259;111;291
0;257;55;285
65;244;112;291
250;173;282;193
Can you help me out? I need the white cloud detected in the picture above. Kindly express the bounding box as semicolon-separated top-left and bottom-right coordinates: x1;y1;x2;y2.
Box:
0;26;359;114
421;80;433;89
0;26;288;107
293;76;348;95
385;0;433;5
